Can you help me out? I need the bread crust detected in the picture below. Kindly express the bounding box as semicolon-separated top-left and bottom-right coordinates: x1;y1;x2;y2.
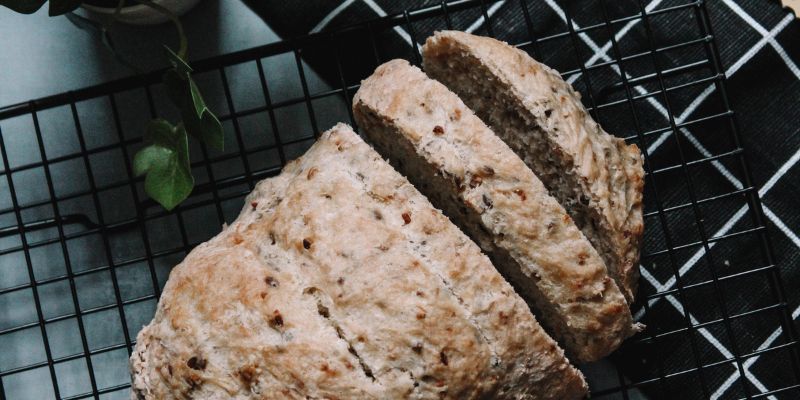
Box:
422;31;645;302
130;124;587;399
353;60;637;363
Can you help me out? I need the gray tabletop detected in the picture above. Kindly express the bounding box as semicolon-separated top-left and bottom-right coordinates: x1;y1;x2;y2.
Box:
0;0;278;107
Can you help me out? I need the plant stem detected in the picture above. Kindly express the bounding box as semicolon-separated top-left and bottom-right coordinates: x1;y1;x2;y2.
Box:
134;0;188;59
112;0;126;21
99;0;126;32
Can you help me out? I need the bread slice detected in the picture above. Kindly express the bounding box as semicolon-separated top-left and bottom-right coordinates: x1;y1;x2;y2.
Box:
422;31;645;302
353;60;638;363
130;124;587;399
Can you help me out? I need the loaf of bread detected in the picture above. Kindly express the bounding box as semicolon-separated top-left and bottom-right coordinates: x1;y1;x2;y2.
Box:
353;60;637;363
422;31;645;302
130;124;587;399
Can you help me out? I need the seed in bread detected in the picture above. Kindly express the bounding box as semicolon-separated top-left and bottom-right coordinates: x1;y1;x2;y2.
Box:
130;124;587;399
353;60;639;363
422;30;645;302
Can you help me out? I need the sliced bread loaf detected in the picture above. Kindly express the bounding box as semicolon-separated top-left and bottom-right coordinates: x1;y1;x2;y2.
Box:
422;31;645;302
353;60;638;363
130;124;587;399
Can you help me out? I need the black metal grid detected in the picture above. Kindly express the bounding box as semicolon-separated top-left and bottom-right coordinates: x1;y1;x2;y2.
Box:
0;0;798;398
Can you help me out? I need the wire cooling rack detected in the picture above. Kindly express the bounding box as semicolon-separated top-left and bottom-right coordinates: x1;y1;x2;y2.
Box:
1;0;799;399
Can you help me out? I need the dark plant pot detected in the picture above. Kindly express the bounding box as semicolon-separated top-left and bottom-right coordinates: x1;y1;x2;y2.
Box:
81;0;201;25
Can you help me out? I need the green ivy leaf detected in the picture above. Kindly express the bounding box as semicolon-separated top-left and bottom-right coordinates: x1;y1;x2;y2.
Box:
163;67;224;151
187;78;224;149
132;48;225;211
188;78;206;118
144;118;179;147
0;0;46;14
48;0;81;16
134;120;194;211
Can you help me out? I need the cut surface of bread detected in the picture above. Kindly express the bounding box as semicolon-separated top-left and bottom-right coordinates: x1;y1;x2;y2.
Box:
130;124;587;399
353;60;638;363
422;31;645;302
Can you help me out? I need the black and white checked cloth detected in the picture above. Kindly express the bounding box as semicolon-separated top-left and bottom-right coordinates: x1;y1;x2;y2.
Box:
241;1;800;398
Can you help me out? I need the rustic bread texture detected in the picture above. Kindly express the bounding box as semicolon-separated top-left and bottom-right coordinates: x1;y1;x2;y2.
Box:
422;31;645;302
130;124;587;399
353;60;638;363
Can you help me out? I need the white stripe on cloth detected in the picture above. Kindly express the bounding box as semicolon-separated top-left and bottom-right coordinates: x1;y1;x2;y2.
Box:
765;206;800;251
723;0;800;80
646;13;796;155
710;304;800;400
644;84;714;155
639;268;772;393
722;10;796;79
465;0;507;34
565;0;666;85
361;0;419;48
310;0;358;33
